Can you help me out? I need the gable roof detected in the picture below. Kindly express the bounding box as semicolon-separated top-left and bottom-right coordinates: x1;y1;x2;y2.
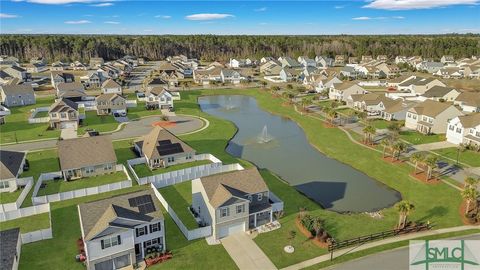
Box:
147;87;171;97
422;86;458;98
333;82;361;91
399;77;443;87
137;126;194;160
78;189;163;241
95;93;125;102
49;98;78;113
410;100;457;117
0;150;25;180
456;113;480;128
0;84;34;95
456;92;480;107
102;79;121;89
56;82;85;92
200;168;268;208
0;228;20;270
58;135;116;170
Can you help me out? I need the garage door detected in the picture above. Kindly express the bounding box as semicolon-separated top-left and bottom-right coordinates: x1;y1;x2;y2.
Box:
218;222;245;239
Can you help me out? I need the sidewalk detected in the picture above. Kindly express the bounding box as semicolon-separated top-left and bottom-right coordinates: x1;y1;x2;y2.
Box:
413;141;456;151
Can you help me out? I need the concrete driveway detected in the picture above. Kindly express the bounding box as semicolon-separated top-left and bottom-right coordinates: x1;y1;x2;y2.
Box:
60;128;77;140
221;233;277;270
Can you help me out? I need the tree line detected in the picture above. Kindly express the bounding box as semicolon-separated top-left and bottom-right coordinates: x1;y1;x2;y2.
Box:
1;34;479;63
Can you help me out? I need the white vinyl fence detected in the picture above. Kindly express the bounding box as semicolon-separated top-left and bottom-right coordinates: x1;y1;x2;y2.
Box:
32;165;132;205
0;177;34;212
28;107;50;123
0;202;50;222
151;184;211;240
126;99;138;107
22;228;53;244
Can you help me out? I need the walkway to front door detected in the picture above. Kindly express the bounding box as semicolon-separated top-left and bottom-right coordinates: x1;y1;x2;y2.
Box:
221;232;277;270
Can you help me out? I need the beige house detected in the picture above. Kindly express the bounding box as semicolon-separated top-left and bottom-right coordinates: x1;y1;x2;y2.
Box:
0;150;26;193
419;86;460;102
134;126;195;169
95;93;127;115
101;79;122;95
48;98;79;130
454;92;480;113
191;168;283;240
397;76;445;95
328;82;366;102
405;100;463;134
58;136;117;180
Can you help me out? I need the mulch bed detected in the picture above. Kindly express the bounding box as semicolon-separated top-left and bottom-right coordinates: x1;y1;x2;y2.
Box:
459;201;480;225
409;171;440;185
323;122;336;129
281;102;291;107
295;217;329;249
152;121;176;127
382;156;404;164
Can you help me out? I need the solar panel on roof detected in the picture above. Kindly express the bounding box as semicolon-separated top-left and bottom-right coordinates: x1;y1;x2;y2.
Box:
157;143;184;156
130;195;156;214
158;140;172;146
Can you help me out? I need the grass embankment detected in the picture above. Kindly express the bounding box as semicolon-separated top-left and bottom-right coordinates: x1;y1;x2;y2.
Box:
158;181;198;230
133;160;212;178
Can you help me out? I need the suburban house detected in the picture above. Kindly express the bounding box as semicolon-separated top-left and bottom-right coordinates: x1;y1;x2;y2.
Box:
314;77;342;93
405;100;463;134
347;93;395;114
397;76;446;95
441;55;455;64
134;126;196;169
315;55;334;67
101;79;122;95
279;57;301;68
51;61;68;71
418;86;461;102
89;57;105;69
191;168;283;240
51;72;75;88
381;100;417;121
193;67;222;85
77;189;165;270
260;61;282;76
0;228;21;270
340;66;357;79
95;93;127;116
334;55;345;66
298;56;317;67
229;58;252;68
25;62;47;73
3;66;32;82
0;150;27;193
71;61;88;71
58;135;117;180
0;85;35;107
434;67;463;79
48;98;79;130
220;69;242;84
446;113;480;147
416;61;444;73
464;65;480;78
376;63;400;78
82;71;106;88
361;55;374;64
328;82;366;102
280;68;303;82
0;104;11;124
454;92;480;113
144;87;173;109
56;82;87;102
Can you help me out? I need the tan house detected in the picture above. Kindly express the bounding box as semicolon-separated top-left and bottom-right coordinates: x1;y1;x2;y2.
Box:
419;86;460;102
95;93;127;116
328;82;366;102
134;126;195;169
454;92;480;113
192;168;283;240
397;76;446;95
405;100;463;134
0;150;26;193
101;79;122;95
48;98;79;130
58;136;117;180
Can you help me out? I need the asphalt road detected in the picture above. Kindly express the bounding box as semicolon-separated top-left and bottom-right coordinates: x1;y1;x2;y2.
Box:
327;233;480;270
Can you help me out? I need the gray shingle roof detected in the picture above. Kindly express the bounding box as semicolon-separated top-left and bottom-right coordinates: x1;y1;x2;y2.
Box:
58;135;117;170
0;228;20;270
0;84;34;95
0;150;25;180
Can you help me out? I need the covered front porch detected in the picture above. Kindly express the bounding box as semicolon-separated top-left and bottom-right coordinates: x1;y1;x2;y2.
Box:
416;121;433;134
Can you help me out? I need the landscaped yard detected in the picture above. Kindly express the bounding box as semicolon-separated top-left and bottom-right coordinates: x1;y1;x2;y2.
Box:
0;97;60;144
158;181;198;230
128;101;164;120
400;130;445;145
133;160;213;178
434;147;480;167
36;171;128;196
77;111;119;135
33;111;49;118
0;213;50;233
369;119;403;130
0;188;23;204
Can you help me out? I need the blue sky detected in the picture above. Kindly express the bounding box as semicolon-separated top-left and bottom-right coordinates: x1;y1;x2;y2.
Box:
0;0;479;34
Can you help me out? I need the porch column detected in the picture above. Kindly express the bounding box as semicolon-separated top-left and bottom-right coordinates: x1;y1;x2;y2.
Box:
270;210;273;223
141;242;144;259
254;214;257;227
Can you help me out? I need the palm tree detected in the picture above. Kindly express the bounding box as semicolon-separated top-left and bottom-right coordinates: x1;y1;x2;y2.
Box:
464;177;480;189
312;217;323;239
395;200;415;229
260;81;267;89
424;155;439;180
461;187;478;215
301;97;313;110
392;141;407;160
381;138;392;158
327;109;337;125
410;152;425;174
363;125;376;144
387;122;401;140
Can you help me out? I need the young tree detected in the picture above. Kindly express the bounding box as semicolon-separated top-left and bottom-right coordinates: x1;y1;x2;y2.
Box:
464;176;480;189
425;155;439;180
392;141;407;160
410;152;425;174
395;200;415;229
461;187;478;215
312;217;323;239
288;230;297;246
362;125;376;144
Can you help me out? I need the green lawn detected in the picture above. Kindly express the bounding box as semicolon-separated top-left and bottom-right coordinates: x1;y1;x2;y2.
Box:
159;181;198;230
34;111;49;118
0;97;60;144
369;119;403;130
434;147;480;167
36;171;128;196
0;213;50;233
133;160;213;178
77;111;119;134
400;130;445;145
128;101;164;120
0;188;23;204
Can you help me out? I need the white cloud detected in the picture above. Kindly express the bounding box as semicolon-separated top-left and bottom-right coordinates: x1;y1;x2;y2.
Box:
185;13;234;21
104;21;119;24
0;13;19;18
90;2;113;7
352;16;372;20
64;20;91;24
143;29;153;32
155;15;171;19
364;0;479;10
334;5;345;9
392;16;405;19
12;0;112;4
352;16;404;20
254;7;267;12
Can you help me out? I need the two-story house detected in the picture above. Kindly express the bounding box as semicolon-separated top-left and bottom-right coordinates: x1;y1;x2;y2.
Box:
58;135;117;180
51;72;75;88
405;100;463;134
454;92;480;113
191;168;283;240
220;69;242;84
144;87;173;110
0;85;35;107
78;189;165;270
134;126;196;170
56;82;87;102
95;93;127;116
418;86;461;102
328;82;366;102
0;150;27;193
397;76;446;95
446;113;480;147
101;79;122;95
2;66;32;82
48;98;79;130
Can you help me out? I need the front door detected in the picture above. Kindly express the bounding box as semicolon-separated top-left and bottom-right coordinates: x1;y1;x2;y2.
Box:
135;243;141;259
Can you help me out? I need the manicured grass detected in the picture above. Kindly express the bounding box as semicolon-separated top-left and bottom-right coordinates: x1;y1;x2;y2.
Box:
336;107;357;116
0;188;23;204
434;147;480;167
400;130;445;145
34;111;49;118
78;111;119;134
113;139;138;165
36;171;128;196
133;160;213;178
158;181;198;230
128;101;164;120
369;119;403;130
0;97;60;144
0;213;50;233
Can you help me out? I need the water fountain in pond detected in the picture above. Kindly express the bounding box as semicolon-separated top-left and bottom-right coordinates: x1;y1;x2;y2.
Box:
225;97;236;110
257;125;274;143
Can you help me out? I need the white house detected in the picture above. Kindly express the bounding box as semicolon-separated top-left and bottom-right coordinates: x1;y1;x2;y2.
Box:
145;87;173;109
220;69;242;84
405;100;463;134
446;113;480;146
78;189;166;270
397;76;446;95
101;79;122;95
454;92;480;113
328;82;366;102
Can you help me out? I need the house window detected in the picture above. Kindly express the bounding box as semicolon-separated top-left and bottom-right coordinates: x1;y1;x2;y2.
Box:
186;154;192;160
0;181;10;189
136;226;148;237
236;205;244;214
86;167;94;174
51;113;57;117
167;157;175;163
413;115;417;120
149;222;161;233
247;195;252;202
143;237;162;249
449;125;454;131
60;113;67;118
104;163;113;171
257;193;263;201
101;235;121;249
456;128;462;134
220;207;229;217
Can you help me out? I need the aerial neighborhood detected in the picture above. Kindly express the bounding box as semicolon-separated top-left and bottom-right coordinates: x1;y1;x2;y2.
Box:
0;47;479;270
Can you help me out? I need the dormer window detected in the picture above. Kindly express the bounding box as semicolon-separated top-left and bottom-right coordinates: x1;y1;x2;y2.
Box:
247;195;252;202
257;193;263;201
